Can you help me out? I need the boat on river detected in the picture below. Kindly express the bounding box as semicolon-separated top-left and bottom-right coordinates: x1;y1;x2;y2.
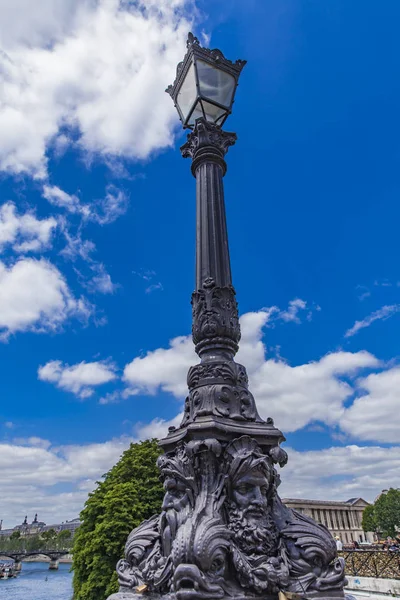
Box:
0;561;17;579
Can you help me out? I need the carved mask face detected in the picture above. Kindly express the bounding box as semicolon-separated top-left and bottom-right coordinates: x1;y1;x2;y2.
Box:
231;468;269;521
162;477;188;512
227;467;278;555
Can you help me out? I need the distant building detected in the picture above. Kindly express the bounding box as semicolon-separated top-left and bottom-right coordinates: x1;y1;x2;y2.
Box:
283;497;374;543
0;515;81;538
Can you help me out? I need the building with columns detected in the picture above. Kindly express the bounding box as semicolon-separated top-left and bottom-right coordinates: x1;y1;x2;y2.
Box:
282;497;374;544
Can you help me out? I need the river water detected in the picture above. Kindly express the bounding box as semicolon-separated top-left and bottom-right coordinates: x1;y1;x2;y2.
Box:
1;562;73;600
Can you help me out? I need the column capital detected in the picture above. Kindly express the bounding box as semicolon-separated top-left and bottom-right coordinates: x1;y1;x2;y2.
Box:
180;118;237;176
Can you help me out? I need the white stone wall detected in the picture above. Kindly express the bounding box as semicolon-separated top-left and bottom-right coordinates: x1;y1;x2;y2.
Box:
283;499;374;544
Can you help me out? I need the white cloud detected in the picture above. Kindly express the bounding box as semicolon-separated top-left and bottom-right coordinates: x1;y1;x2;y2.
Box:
0;0;82;49
135;413;184;440
92;186;129;225
248;350;379;433
79;263;118;295
0;257;91;340
0;0;192;177
345;304;400;338
38;359;118;399
99;390;124;405
43;184;129;225
87;269;116;295
12;437;51;450
43;185;86;216
278;298;307;323
340;367;400;443
0;202;57;253
145;282;164;294
0;436;132;527
280;444;400;502
124;335;196;397
123;305;380;433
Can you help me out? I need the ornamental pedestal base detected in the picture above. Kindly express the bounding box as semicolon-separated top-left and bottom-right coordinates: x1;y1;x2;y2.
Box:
108;434;346;600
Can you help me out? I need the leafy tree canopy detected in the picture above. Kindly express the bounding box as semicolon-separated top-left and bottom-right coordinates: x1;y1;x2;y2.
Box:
361;504;376;534
72;439;163;600
58;529;72;540
374;488;400;538
41;528;57;541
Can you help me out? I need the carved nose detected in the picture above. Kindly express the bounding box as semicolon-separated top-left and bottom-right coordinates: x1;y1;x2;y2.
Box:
252;488;263;504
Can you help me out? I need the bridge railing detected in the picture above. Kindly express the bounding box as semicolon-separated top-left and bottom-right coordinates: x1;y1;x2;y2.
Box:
339;550;400;579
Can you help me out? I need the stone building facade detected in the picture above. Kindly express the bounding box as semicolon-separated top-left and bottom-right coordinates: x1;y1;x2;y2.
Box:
0;515;81;538
282;497;374;544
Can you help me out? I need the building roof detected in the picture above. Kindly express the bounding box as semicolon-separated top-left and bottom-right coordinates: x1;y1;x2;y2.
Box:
283;497;370;507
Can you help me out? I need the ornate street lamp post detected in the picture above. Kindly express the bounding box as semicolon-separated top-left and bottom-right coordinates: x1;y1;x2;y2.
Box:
108;35;346;600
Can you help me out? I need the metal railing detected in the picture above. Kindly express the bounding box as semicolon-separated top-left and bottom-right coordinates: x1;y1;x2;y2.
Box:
339;550;400;579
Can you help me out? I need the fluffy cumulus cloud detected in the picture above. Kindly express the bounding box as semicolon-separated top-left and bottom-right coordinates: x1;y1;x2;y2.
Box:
0;0;192;177
123;305;381;433
38;359;118;398
0;202;57;253
279;445;400;501
124;335;197;397
248;350;380;432
0;258;90;340
340;367;400;443
0;436;132;527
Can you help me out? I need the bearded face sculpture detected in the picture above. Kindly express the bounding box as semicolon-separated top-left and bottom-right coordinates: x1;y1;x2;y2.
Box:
225;437;279;557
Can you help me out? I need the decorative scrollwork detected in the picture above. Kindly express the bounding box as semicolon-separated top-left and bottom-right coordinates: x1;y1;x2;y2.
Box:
187;361;248;390
191;279;240;356
181;120;237;176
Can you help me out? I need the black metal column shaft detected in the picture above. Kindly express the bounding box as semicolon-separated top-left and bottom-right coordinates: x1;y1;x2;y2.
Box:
181;118;240;360
195;160;232;290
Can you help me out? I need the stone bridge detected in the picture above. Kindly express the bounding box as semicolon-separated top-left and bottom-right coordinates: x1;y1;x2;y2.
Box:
0;549;70;570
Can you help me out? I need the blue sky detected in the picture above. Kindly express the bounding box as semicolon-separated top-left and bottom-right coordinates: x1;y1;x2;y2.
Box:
1;0;400;527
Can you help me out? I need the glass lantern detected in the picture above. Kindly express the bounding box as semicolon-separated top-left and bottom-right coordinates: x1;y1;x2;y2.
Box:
166;33;246;129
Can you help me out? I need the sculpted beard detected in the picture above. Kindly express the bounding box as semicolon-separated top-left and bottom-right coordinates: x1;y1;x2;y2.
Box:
227;502;279;555
161;499;191;555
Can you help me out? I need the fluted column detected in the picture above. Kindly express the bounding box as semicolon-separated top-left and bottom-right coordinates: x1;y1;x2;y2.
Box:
181;118;240;360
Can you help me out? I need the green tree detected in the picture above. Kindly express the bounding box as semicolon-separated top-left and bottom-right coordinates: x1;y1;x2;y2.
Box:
25;534;42;552
72;439;163;600
41;528;57;548
58;529;72;549
362;504;377;534
8;530;22;551
374;488;400;538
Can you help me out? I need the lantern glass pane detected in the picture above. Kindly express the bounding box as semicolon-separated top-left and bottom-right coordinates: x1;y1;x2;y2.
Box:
197;60;236;108
177;62;197;120
200;99;227;124
188;100;204;126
